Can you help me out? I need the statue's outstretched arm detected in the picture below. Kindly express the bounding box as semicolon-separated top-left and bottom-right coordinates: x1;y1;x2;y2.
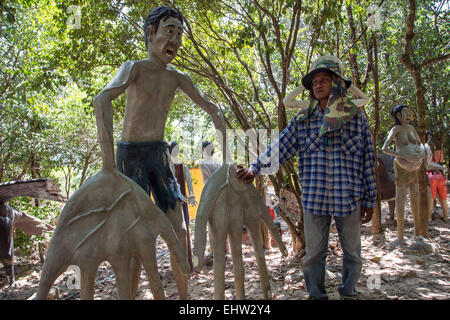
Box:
93;61;137;170
183;164;197;206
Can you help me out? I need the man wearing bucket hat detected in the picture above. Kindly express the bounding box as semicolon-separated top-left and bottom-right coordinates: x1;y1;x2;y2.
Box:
237;55;377;300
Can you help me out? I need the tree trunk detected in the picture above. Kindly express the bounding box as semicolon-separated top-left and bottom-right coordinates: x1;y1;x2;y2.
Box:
400;0;429;238
370;33;383;234
30;152;41;207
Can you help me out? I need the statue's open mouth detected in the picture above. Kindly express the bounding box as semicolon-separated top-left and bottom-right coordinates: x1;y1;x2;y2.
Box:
166;48;174;57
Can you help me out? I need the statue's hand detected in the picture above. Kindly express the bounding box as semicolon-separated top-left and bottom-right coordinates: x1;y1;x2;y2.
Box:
407;151;424;160
188;196;197;207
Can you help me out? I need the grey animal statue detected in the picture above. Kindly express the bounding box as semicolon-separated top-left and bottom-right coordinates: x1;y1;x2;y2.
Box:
193;164;288;300
35;169;190;299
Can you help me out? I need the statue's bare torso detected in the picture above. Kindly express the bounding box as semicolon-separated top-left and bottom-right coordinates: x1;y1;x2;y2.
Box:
390;124;424;171
121;60;181;142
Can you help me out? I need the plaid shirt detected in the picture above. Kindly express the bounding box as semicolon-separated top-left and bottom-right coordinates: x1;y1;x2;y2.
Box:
249;106;377;216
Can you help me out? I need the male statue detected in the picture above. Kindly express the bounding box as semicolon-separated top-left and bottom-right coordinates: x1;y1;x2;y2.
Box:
93;6;226;299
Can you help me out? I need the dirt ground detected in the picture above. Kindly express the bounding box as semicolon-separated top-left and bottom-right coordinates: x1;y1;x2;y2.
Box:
1;200;449;300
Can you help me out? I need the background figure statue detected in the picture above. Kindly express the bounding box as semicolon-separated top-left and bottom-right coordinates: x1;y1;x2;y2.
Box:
168;141;197;270
382;104;425;245
199;141;221;183
424;131;448;221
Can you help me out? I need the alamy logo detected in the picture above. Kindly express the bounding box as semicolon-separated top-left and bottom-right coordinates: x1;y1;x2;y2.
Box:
367;4;382;31
67;5;81;29
168;128;280;172
66;265;81;290
366;270;381;290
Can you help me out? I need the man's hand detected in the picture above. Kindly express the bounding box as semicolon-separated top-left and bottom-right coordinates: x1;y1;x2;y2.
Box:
361;207;373;224
236;165;256;184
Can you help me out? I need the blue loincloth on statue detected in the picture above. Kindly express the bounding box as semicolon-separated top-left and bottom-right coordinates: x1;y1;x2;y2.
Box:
116;141;183;213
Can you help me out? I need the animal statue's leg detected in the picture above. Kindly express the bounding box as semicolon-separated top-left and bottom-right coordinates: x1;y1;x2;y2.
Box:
79;263;97;300
209;189;229;300
211;223;227;300
388;200;395;220
409;184;420;236
438;195;448;221
247;221;272;300
246;220;271;300
395;185;408;243
260;222;270;249
112;260;134;300
135;235;165;300
129;256;141;299
244;187;288;256
427;186;433;221
35;246;71;299
165;201;189;299
228;223;245;299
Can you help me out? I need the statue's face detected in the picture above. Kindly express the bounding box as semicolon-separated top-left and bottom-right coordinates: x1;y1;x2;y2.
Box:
203;144;214;159
398;107;410;125
170;144;180;161
148;16;183;64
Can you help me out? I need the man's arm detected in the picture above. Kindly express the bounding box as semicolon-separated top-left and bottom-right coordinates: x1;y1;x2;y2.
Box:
237;115;300;183
348;84;369;107
283;84;310;109
361;113;377;223
93;61;137;170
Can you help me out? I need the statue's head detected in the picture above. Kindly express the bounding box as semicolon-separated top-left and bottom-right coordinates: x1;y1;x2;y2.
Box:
426;130;432;144
202;141;214;159
144;6;184;63
391;104;409;125
168;140;180;161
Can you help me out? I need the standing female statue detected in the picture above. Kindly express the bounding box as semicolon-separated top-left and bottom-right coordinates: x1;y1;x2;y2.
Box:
382;104;425;245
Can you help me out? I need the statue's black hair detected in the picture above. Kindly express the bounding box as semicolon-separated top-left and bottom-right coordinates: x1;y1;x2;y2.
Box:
202;141;213;151
168;141;179;153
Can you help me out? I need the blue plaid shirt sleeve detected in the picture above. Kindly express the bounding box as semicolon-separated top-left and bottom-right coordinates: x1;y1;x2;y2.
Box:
249;116;299;176
361;114;377;208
